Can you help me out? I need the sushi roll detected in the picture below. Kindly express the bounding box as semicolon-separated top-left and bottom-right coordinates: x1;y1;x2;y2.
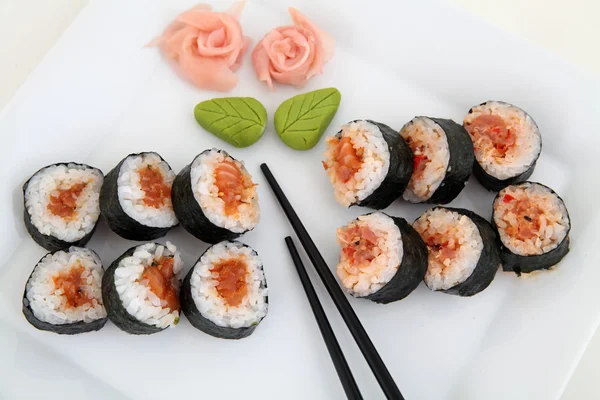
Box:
102;242;182;334
413;207;501;296
492;182;570;274
335;212;428;303
23;163;103;251
400;117;474;204
464;101;542;191
172;149;259;244
22;247;107;334
100;152;178;241
323;120;413;209
180;241;268;339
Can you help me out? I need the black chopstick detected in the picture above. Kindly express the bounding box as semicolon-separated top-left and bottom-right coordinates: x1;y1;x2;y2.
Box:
285;236;363;400
261;163;404;400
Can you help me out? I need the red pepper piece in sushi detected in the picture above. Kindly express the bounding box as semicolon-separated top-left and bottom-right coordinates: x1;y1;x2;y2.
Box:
503;194;515;203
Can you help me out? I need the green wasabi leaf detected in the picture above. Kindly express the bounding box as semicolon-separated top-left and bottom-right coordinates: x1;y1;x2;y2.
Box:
274;88;341;150
194;97;267;148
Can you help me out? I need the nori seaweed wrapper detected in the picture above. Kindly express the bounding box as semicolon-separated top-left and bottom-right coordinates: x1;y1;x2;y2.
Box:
350;120;413;209
23;162;103;252
416;207;501;297
362;215;428;304
101;244;166;335
22;248;108;334
492;182;571;274
473;161;536;192
172;150;256;244
403;117;474;204
99;152;176;241
180;242;268;339
465;101;542;192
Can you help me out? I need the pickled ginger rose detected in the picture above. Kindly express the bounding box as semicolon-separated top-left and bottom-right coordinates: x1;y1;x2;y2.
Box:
150;2;251;92
252;8;335;90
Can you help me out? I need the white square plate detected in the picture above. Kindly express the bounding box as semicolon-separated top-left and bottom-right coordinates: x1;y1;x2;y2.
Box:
1;0;599;399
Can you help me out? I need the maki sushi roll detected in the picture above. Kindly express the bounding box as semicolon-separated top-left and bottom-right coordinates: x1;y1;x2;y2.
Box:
22;247;107;334
102;242;182;334
464;101;542;191
492;182;570;274
181;241;268;339
323;120;413;209
172;149;259;244
100;152;178;241
400;117;474;204
335;212;428;303
413;207;501;296
23;163;103;251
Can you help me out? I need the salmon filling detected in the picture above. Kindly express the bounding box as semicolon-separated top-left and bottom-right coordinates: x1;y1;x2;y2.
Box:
214;159;256;216
47;182;88;220
339;225;380;270
323;136;363;183
141;256;180;312
138;164;172;208
419;230;461;272
494;183;570;255
336;213;403;296
466;114;514;158
52;263;92;309
212;258;248;307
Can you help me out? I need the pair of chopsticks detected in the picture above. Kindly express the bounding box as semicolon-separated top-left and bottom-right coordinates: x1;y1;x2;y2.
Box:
261;164;404;400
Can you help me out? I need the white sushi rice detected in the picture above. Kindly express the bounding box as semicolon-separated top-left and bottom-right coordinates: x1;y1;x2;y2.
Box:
114;242;183;329
494;183;570;255
25;247;106;325
323;120;390;207
464;101;541;180
25;163;103;242
400;117;450;202
117;153;178;228
336;212;403;297
190;241;268;329
190;149;259;233
413;208;483;291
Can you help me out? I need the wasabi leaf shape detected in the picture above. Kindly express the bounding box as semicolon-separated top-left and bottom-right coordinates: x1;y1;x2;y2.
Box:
194;97;267;148
274;88;341;150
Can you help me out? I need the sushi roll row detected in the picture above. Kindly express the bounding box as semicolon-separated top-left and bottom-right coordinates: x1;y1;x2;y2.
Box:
23;149;260;251
322;118;473;209
334;208;500;302
333;181;571;302
23;241;268;338
322;101;544;210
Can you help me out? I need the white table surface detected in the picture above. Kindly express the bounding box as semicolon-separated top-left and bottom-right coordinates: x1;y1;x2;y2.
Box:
1;0;598;398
